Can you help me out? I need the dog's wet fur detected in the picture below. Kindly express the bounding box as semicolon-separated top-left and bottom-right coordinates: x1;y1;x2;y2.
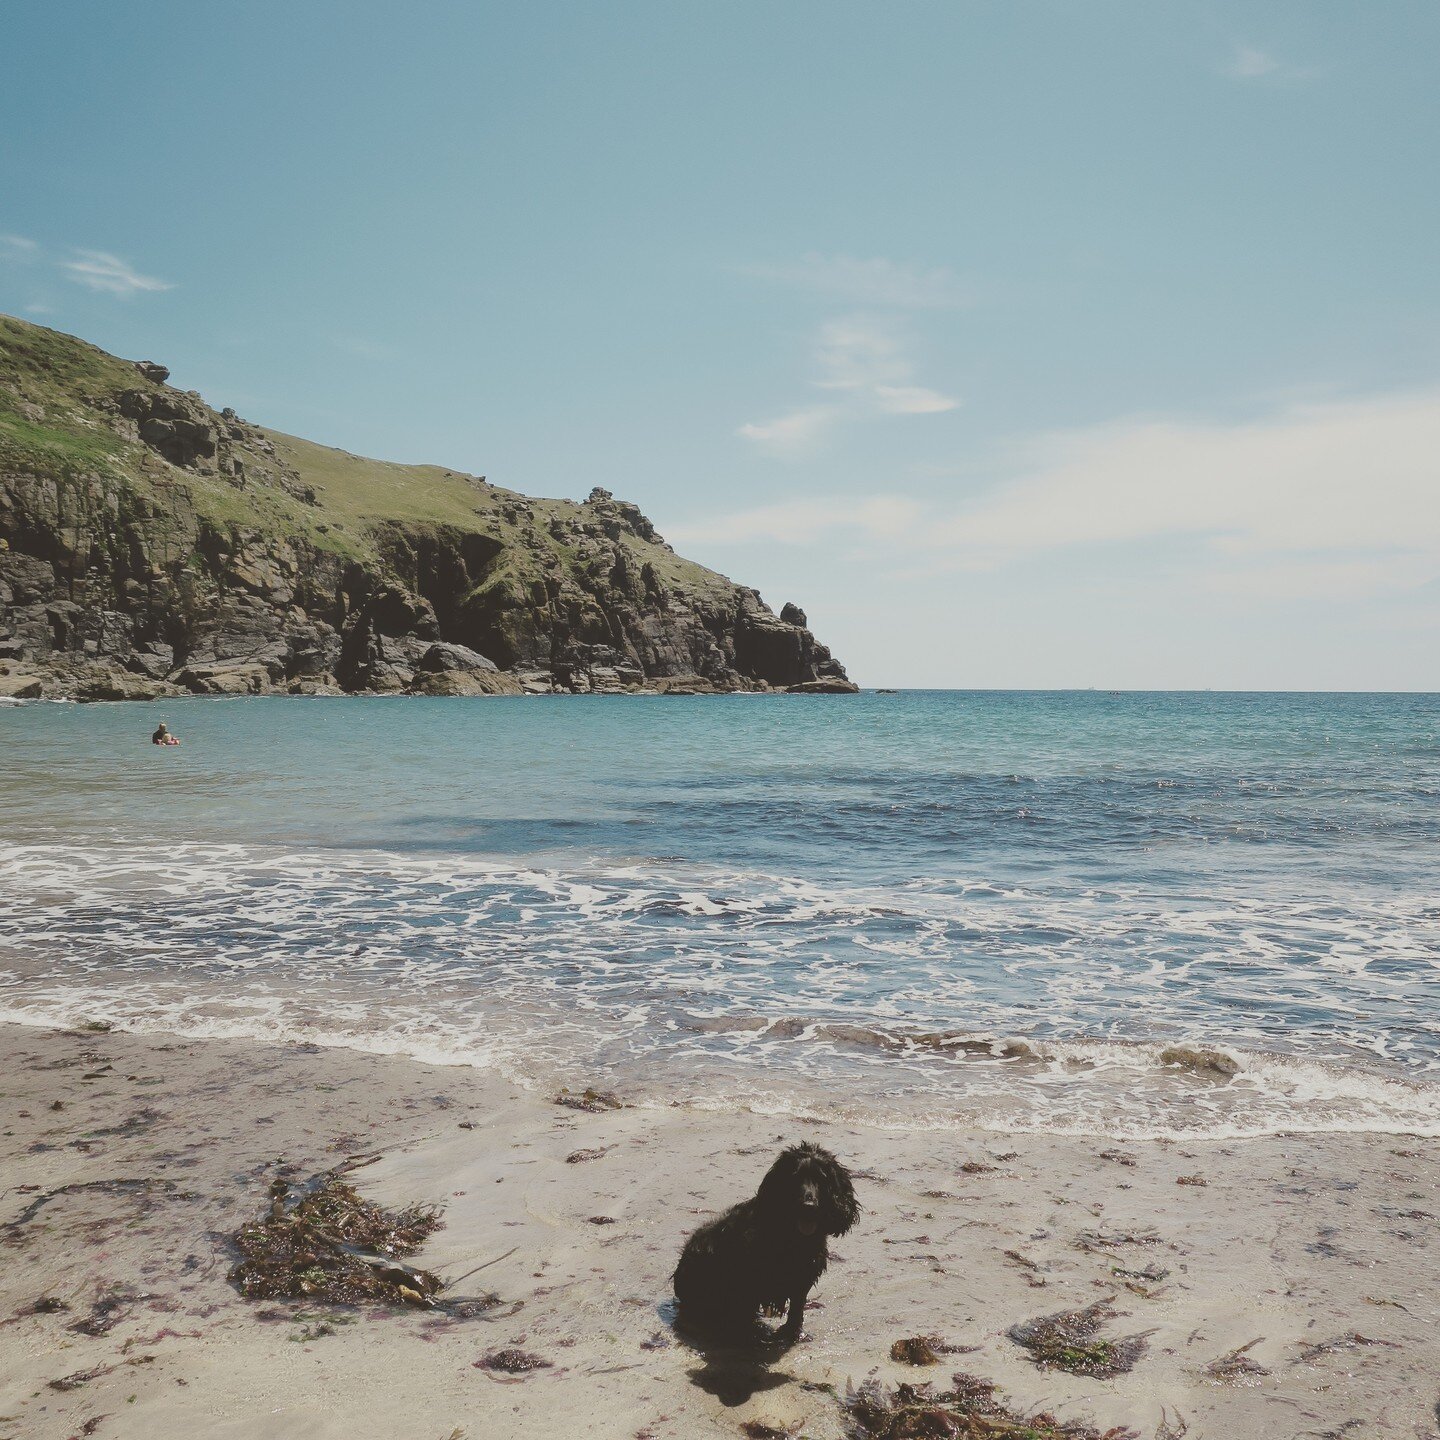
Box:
673;1142;859;1347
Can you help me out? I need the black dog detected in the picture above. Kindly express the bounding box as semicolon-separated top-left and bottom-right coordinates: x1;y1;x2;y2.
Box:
673;1142;858;1345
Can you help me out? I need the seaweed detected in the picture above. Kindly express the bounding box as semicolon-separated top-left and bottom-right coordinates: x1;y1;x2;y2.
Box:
229;1165;444;1308
890;1336;944;1366
50;1364;115;1391
1293;1332;1399;1365
1109;1263;1169;1284
1074;1228;1162;1254
1201;1338;1268;1385
1007;1303;1149;1379
1003;1249;1048;1287
554;1088;624;1113
1153;1410;1188;1440
69;1285;139;1337
842;1375;1138;1439
474;1347;549;1373
2;1177;181;1238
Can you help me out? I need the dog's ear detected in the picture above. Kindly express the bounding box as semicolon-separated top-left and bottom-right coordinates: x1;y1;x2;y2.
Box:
756;1146;803;1211
817;1151;859;1236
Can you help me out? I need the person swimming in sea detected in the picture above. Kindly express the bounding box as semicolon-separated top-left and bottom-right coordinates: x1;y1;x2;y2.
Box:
152;722;180;746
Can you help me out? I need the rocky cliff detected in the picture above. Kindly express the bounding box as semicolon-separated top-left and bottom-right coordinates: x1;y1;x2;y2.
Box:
0;316;855;700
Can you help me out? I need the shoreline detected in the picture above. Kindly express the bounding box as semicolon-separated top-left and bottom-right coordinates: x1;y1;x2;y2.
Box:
3;994;1437;1144
2;1020;1437;1438
0;670;862;704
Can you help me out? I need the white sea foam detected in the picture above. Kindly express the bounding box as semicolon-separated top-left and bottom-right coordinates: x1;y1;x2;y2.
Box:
3;832;1439;1139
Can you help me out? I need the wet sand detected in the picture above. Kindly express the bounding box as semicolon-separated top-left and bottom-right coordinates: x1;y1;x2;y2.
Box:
1;1021;1437;1439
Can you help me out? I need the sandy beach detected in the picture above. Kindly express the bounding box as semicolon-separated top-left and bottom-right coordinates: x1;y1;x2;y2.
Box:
0;1021;1435;1439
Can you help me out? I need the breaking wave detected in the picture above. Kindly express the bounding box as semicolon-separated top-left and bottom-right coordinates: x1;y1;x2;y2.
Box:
2;834;1437;1139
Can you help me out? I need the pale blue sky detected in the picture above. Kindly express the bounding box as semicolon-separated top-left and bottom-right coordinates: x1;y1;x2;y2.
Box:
3;2;1437;688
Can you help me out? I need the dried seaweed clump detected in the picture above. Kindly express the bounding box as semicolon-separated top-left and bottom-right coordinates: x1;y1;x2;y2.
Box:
554;1087;624;1112
1293;1332;1399;1364
1008;1303;1148;1379
890;1336;945;1366
843;1375;1137;1440
230;1169;443;1307
890;1335;977;1366
475;1347;549;1373
1202;1338;1269;1385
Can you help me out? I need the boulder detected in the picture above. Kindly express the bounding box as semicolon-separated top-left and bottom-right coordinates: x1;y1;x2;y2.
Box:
0;670;45;699
73;668;178;702
127;644;175;679
117;388;220;470
786;678;860;694
779;602;808;627
0;551;57;605
175;662;271;695
415;641;500;675
652;673;718;694
409;668;522;696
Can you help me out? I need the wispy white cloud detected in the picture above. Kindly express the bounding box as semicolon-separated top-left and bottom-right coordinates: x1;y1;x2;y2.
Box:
813;317;910;391
736;405;841;455
60;249;172;297
738;316;958;454
1222;44;1319;81
1;236;171;301
1226;45;1280;78
875;385;957;416
1202;554;1436;602
706;387;1440;600
742;253;971;310
736;253;965;455
932;389;1440;564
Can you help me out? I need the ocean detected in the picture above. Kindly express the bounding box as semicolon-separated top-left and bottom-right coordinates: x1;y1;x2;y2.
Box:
2;690;1437;1139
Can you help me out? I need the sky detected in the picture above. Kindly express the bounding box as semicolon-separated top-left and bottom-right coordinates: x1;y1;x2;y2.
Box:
2;1;1438;689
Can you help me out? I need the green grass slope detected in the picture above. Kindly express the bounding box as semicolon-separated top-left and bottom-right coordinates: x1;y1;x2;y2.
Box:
0;313;742;611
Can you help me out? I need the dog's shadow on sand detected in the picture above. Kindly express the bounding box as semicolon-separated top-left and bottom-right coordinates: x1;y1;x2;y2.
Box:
660;1300;799;1408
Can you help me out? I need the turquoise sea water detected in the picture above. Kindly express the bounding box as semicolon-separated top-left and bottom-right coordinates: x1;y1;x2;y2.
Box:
1;691;1437;1137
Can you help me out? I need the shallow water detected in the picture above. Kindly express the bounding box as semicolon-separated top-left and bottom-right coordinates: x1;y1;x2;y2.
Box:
2;691;1437;1137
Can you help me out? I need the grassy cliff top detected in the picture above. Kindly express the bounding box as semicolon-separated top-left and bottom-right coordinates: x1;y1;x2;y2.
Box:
0;314;744;606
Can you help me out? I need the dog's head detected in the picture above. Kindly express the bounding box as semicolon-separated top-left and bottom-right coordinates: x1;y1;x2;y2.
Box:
756;1142;859;1239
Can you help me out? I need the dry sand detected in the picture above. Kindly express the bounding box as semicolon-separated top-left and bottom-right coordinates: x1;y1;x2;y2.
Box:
1;1020;1437;1439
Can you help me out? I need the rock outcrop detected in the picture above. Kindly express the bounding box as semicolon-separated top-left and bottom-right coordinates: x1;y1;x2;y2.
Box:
0;316;857;700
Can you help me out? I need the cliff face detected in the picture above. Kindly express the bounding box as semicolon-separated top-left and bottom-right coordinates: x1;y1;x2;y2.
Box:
0;317;855;700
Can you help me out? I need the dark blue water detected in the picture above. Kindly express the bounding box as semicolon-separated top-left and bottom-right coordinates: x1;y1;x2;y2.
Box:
2;691;1437;1137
